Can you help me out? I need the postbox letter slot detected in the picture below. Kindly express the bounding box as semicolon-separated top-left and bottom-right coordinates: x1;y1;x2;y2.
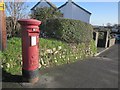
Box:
31;36;36;46
32;28;36;31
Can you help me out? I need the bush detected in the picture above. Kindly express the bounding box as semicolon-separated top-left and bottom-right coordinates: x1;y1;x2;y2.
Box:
42;18;93;44
0;51;3;61
31;7;63;37
1;37;97;75
1;38;22;74
31;7;62;22
98;32;105;39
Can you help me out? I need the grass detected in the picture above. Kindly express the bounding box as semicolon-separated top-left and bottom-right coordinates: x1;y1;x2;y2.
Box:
1;37;97;75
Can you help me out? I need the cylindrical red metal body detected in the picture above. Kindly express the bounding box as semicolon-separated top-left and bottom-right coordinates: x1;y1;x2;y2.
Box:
18;19;41;83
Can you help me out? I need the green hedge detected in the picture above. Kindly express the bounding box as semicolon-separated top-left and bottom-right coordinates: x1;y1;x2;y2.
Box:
42;18;93;44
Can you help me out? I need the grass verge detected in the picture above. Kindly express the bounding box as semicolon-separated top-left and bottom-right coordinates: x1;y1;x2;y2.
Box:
1;37;97;75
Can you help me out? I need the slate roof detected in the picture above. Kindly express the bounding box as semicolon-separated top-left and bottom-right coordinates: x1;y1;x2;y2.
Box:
31;0;57;10
58;1;91;15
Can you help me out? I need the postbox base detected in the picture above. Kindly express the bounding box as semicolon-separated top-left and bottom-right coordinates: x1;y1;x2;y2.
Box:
22;68;39;84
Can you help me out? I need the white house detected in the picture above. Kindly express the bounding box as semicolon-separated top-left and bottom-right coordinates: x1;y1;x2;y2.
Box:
31;0;91;23
58;0;91;23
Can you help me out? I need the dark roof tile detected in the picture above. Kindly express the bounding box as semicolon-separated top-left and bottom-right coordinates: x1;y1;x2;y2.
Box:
31;0;57;10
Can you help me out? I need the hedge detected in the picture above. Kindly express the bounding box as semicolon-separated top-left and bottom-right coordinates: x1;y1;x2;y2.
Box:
42;18;93;44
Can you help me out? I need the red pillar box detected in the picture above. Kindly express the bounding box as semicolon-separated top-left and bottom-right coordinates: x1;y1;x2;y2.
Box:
18;19;41;83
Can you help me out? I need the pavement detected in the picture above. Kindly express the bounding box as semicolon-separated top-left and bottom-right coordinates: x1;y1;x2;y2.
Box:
2;44;119;88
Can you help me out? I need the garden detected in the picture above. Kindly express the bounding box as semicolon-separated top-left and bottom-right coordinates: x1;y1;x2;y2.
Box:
0;7;97;75
1;18;97;75
1;37;97;75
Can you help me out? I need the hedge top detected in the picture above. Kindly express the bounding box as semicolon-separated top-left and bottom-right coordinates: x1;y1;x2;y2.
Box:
42;18;93;44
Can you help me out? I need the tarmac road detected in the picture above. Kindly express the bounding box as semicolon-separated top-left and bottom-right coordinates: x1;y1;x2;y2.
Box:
2;44;119;88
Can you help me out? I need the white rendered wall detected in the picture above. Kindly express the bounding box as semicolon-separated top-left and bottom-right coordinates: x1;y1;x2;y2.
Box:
59;2;73;19
72;3;90;23
59;2;91;23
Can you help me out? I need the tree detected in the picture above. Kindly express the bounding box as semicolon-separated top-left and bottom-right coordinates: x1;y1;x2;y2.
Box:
31;7;62;22
31;7;62;37
5;0;29;37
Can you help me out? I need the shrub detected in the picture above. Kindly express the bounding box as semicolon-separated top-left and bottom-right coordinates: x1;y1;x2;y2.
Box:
1;37;97;75
1;37;22;75
31;7;63;37
31;7;62;22
98;32;105;39
42;18;93;44
0;51;3;61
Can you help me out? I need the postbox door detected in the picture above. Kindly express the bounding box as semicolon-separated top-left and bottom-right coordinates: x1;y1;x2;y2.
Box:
23;30;40;70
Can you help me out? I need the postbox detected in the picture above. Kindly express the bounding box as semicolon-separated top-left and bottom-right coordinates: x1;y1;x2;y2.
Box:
18;19;41;83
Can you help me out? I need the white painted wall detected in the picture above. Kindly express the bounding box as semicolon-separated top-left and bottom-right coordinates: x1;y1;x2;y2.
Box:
59;2;91;23
59;2;73;19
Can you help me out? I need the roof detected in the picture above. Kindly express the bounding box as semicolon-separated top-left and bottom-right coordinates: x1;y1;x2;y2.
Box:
58;1;91;15
31;0;57;10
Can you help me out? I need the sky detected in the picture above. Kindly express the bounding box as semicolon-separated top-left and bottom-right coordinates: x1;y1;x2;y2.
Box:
4;0;120;2
26;1;118;26
78;2;118;26
5;0;119;26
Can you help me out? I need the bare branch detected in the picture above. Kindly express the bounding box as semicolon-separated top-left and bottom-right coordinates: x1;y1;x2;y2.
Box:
5;1;29;37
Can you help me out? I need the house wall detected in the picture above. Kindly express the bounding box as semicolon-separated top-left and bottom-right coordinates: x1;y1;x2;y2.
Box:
72;3;90;23
59;2;91;23
59;3;73;19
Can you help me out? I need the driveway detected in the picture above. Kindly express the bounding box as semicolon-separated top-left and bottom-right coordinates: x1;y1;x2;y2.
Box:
2;44;119;88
